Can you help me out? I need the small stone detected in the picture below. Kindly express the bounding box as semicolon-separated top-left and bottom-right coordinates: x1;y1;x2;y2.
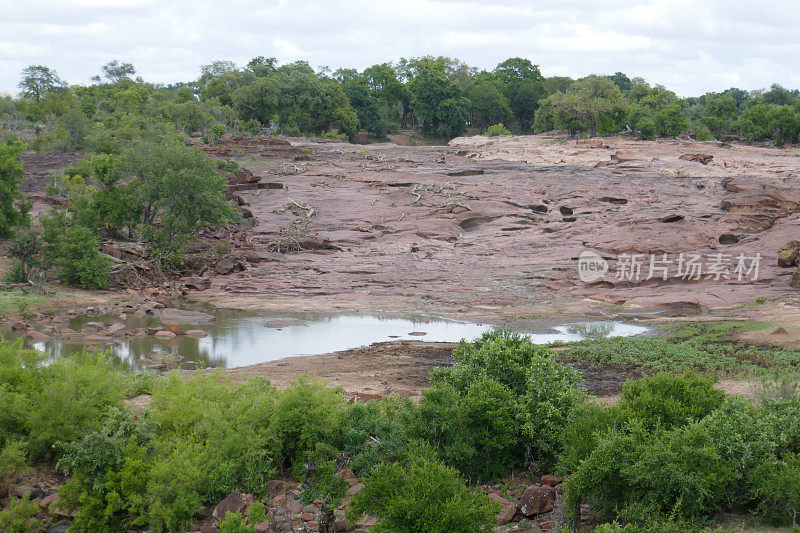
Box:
539;520;557;530
273;494;287;507
212;491;254;521
162;323;184;335
333;519;348;532
154;330;177;340
185;329;208;338
300;512;314;521
518;485;555;517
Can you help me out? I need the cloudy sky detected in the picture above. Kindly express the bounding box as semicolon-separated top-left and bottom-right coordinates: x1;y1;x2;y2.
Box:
2;0;799;96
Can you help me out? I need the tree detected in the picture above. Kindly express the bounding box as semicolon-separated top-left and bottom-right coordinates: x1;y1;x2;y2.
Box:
408;63;467;136
125;140;236;263
702;93;738;137
94;60;136;83
0;140;31;238
233;77;278;124
344;81;385;139
467;82;512;132
18;65;64;104
41;217;110;290
493;58;546;131
246;56;277;78
541;75;628;136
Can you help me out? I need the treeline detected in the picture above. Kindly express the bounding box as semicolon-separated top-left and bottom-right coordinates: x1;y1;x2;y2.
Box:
2;57;800;147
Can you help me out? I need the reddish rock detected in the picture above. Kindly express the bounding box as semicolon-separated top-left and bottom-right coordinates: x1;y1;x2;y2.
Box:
212;491;254;521
333;519;348;532
286;497;303;514
791;267;800;289
185;329;208;338
540;474;563;487
679;153;714;164
162;323;184;335
539;520;557;530
254;519;270;533
11;321;29;331
154;330;177;340
183;276;212;291
300;512;314;521
81;321;106;333
518;485;555;517
266;479;287;496
488;492;517;525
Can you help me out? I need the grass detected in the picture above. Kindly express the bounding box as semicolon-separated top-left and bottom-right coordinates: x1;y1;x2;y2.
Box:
563;321;800;379
0;288;75;315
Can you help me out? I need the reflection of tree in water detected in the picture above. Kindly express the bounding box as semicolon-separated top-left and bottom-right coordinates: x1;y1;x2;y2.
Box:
564;322;614;339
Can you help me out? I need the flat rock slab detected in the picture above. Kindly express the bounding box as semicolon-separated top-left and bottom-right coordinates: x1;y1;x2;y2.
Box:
158;308;215;324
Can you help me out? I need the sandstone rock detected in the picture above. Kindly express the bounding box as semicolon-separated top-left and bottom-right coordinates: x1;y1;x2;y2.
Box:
185;329;208;338
540;474;563;487
183;276;212;291
212;491;254;521
286;497;303;513
778;241;800;267
576;139;606;148
273;494;287;507
11;321;29;331
679;153;713;165
518;485;555;517
108;323;127;334
254;520;271;533
215;258;237;275
266;479;288;496
300;512;314;521
81;321;106;333
610;150;639;163
147;326;163;335
488;492;517;525
791;266;800;289
154;330;177;340
162;323;184;335
539;520;557;530
11;484;43;499
26;331;52;342
334;519;348;532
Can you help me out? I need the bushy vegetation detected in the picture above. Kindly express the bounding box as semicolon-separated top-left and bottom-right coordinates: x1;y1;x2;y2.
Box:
485;123;512;136
4;326;800;531
561;372;800;527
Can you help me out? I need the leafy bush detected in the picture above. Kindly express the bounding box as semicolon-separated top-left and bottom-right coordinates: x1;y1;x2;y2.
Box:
0;139;31;238
0;495;44;533
750;453;800;525
271;375;349;474
347;443;499;533
344;396;415;475
617;372;725;431
486;123;512;136
42;221;110;289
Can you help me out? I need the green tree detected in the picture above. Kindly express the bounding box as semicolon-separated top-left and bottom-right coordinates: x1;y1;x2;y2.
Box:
95;60;136;83
702;93;738;137
233;77;278;124
125;140;236;263
408;62;468;137
493;58;547;131
468;82;512;132
542;75;628;136
0;140;31;238
43;223;110;289
18;65;64;104
344;81;385;139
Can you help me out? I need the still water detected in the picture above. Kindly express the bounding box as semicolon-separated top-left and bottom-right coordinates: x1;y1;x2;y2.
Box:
28;311;648;369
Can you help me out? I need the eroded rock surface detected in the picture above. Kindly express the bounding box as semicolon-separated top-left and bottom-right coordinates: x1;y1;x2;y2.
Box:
192;134;800;315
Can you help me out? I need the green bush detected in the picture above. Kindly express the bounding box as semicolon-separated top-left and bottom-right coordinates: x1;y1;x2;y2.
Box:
618;373;725;431
271;375;349;474
347;443;499;533
412;378;522;481
750;453;800;525
42;221;110;289
486;123;512;136
218;512;254;533
0;139;31;238
560;402;621;473
0;495;44;533
344;396;415;475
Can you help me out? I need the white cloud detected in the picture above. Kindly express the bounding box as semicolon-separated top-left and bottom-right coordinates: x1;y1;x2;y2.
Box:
1;0;798;95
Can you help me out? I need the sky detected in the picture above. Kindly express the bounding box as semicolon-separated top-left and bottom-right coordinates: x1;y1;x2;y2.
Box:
2;0;800;96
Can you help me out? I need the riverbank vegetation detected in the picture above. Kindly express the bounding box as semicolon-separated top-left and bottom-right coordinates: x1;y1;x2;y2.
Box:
2;329;800;531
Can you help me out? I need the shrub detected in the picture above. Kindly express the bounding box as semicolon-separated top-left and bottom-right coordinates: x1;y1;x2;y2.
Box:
271;375;349;474
486;123;512;136
0;139;31;238
0;495;44;533
42;222;110;289
344;397;415;475
412;378;523;481
247;500;267;527
750;453;800;526
560;402;621;473
347;443;499;533
618;373;725;431
218;511;253;533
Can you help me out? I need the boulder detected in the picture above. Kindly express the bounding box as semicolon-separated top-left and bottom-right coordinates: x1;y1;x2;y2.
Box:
183;276;212;291
11;484;43;499
679;153;714;165
154;330;177;340
266;479;287;496
540;474;563;487
778;241;800;268
162;323;184;335
488;492;517;525
212;491;254;522
518;485;555;517
791;266;800;289
81;321;106;333
214;258;237;275
11;321;29;331
108;323;127;335
26;331;52;342
185;329;208;338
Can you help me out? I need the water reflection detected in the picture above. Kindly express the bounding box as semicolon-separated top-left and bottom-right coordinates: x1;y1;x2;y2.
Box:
12;313;648;369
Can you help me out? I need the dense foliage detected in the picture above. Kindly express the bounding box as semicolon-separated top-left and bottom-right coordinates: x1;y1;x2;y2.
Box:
2;325;800;530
